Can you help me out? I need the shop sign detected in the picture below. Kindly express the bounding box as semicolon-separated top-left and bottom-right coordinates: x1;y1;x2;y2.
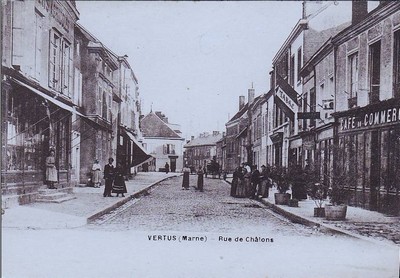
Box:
276;87;296;112
298;112;320;119
340;107;400;131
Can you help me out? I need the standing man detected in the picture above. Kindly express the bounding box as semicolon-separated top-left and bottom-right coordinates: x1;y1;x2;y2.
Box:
103;157;115;197
165;162;170;174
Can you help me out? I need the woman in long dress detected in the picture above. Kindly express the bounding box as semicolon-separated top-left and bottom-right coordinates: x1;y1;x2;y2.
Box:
92;159;101;188
112;163;127;197
46;150;57;189
196;166;204;192
182;165;190;190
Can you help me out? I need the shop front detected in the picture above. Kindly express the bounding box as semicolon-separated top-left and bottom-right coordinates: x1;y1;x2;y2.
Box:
333;99;400;215
2;77;73;204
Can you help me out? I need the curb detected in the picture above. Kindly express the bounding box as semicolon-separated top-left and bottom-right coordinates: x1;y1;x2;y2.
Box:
223;180;397;248
86;174;180;223
259;198;397;248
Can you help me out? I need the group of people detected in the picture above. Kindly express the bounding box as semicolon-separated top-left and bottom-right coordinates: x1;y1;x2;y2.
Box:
230;163;271;199
181;165;204;192
90;158;129;197
102;158;128;197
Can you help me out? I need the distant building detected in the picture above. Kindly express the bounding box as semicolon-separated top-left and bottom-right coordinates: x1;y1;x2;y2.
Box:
184;131;223;171
224;96;249;173
140;111;185;172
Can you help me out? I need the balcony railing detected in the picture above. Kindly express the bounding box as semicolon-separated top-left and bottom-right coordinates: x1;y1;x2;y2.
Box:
369;85;380;104
348;96;357;109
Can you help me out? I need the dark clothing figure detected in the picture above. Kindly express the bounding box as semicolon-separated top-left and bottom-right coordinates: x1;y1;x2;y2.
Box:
103;159;115;197
259;165;271;198
196;167;204;192
165;162;170;174
231;167;242;197
112;166;127;197
182;166;190;190
250;167;260;199
235;168;247;198
46;150;57;189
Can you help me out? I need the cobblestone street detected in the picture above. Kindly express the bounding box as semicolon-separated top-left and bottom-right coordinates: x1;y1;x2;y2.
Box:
90;176;320;237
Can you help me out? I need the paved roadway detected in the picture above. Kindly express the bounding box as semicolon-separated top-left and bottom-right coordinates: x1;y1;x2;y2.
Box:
89;175;315;236
3;175;399;278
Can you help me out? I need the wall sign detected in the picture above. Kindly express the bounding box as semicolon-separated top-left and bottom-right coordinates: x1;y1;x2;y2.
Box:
339;107;400;132
276;87;296;112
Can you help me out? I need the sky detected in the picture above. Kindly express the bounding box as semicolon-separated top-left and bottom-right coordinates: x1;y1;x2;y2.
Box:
76;1;303;139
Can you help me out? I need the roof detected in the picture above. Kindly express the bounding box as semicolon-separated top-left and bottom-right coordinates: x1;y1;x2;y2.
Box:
140;112;183;139
184;133;223;148
226;103;248;125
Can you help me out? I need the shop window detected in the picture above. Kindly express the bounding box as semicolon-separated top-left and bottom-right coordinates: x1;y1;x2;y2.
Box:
6;93;47;171
369;41;381;104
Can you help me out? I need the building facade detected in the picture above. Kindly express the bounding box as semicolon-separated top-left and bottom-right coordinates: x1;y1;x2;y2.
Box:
2;0;80;205
140;111;185;172
183;131;223;171
332;1;400;215
1;0;145;207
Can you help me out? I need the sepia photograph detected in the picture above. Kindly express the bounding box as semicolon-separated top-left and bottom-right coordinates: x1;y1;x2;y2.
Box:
1;1;400;277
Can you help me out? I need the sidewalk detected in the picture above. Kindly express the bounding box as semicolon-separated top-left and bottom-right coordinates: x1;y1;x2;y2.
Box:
225;177;400;247
1;172;180;230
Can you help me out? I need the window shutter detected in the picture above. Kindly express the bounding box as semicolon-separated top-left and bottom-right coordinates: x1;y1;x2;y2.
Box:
12;1;25;66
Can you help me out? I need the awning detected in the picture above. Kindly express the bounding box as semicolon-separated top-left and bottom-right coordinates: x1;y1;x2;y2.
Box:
124;130;153;167
12;78;84;117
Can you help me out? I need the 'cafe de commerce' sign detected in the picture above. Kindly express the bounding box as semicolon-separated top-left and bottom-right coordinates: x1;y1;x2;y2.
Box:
339;106;400;132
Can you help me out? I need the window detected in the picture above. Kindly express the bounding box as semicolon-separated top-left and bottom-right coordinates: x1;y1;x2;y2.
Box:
310;88;316;127
34;11;43;80
49;30;62;90
290;55;295;86
303;93;308;129
393;30;400;98
297;47;302;82
349;53;358;98
369;41;381;104
163;144;175;155
102;91;108;119
62;41;73;97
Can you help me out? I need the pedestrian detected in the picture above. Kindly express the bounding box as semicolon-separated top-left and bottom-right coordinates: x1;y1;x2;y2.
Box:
165;162;170;174
103;157;115;197
243;166;252;197
112;163;127;197
92;159;102;188
259;165;270;198
182;164;190;190
250;165;260;199
196;165;204;192
235;167;247;198
45;149;57;189
230;166;242;197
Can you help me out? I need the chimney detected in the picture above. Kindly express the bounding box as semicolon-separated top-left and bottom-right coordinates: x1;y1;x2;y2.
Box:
248;87;255;105
213;131;220;136
352;1;368;25
191;136;194;141
222;132;226;137
239;95;245;110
